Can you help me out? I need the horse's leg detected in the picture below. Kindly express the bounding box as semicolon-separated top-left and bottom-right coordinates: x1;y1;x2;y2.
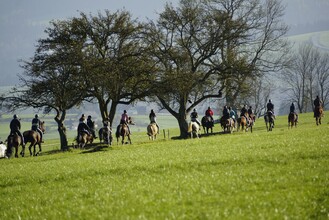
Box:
14;145;19;158
20;144;25;157
29;143;33;156
128;135;132;144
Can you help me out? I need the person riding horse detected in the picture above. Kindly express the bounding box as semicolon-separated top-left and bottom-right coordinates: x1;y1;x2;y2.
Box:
247;106;255;124
87;115;97;138
266;99;275;127
205;107;214;122
77;117;91;139
313;96;322;116
31;114;44;143
229;107;237;127
190;109;201;126
290;102;298;122
117;110;131;135
149;109;160;134
9;114;25;147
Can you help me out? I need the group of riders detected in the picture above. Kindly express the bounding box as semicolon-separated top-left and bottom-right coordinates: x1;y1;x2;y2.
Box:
8;114;44;148
6;95;324;148
188;96;321;130
76;109;160;140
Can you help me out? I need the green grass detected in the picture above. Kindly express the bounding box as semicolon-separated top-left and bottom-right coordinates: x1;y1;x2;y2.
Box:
0;112;329;219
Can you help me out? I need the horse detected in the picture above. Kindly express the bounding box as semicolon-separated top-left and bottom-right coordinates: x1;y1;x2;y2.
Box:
6;132;23;158
116;117;134;145
188;121;200;138
314;106;323;126
77;132;94;149
237;115;249;132
22;121;45;156
225;118;235;133
147;122;158;140
248;114;256;133
201;116;214;134
264;111;275;131
99;126;112;145
288;112;297;128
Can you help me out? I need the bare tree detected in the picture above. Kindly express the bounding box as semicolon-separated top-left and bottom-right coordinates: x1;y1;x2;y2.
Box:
282;43;329;112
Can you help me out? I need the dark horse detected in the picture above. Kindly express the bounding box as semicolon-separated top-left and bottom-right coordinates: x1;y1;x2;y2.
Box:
314;106;323;126
264;111;275;131
6;132;23;158
99;126;112;145
116;117;134;145
22;121;45;157
288;112;297;128
201;116;214;134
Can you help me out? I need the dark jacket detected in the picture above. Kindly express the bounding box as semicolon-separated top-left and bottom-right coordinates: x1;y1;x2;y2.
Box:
10;119;21;131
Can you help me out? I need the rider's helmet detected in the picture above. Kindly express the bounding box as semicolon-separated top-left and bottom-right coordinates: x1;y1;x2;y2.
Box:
88;115;91;119
13;114;17;119
124;110;127;113
269;99;272;103
35;114;39;118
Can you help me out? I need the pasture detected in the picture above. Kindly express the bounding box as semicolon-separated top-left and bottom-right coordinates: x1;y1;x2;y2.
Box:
0;112;328;219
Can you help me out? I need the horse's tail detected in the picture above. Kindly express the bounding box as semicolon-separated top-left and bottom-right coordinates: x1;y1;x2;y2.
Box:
188;123;192;133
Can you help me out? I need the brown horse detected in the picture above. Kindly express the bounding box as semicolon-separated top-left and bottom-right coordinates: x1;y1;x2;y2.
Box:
314;106;323;126
288;112;297;128
237;115;249;132
116;118;134;145
6;132;23;158
147;123;158;141
77;132;94;149
22;121;45;156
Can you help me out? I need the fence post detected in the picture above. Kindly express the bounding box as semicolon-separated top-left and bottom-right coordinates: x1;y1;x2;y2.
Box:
163;129;166;139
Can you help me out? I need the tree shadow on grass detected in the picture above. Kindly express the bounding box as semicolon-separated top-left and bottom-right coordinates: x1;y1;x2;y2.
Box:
81;143;112;154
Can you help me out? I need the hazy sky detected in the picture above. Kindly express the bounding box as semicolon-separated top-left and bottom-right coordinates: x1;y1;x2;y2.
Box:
0;0;178;86
0;0;328;86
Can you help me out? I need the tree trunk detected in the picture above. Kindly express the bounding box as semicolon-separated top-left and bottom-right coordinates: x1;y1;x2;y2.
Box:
108;102;118;127
54;110;68;151
97;98;109;123
177;116;189;138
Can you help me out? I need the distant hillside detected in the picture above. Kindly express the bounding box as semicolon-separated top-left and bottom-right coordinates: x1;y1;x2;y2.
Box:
282;0;329;35
287;30;329;52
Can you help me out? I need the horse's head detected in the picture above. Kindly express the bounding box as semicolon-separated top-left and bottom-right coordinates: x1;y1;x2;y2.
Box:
40;121;46;133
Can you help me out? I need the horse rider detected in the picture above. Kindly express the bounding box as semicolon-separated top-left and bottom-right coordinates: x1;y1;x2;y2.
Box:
247;106;255;124
240;105;249;125
79;114;86;123
77;117;91;139
87;115;97;138
205;106;214;122
31;114;43;143
149;109;160;134
190;109;201;126
290;102;298;122
9;114;25;147
313;95;323;118
266;99;275;127
117;110;131;134
228;107;237;127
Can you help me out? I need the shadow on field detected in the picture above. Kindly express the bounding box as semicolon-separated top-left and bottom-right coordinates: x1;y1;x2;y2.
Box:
81;143;112;154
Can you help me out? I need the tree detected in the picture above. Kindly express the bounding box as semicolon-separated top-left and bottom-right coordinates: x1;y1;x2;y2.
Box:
145;0;289;137
282;43;329;113
2;19;86;150
77;10;156;126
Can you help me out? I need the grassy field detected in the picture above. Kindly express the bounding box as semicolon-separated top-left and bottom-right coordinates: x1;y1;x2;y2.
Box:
0;111;328;219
